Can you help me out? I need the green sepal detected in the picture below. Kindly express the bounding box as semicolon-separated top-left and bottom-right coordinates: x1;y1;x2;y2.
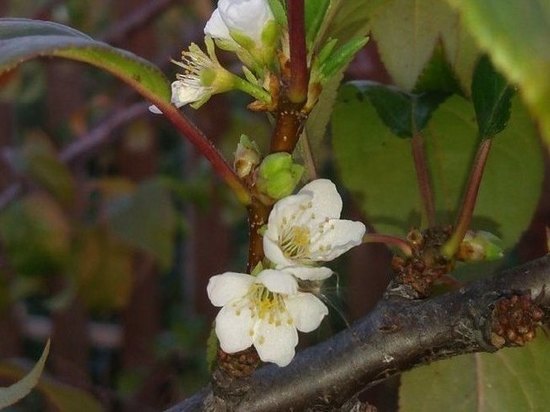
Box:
267;0;287;27
471;55;515;139
319;36;369;81
250;261;264;276
305;0;330;48
351;81;450;138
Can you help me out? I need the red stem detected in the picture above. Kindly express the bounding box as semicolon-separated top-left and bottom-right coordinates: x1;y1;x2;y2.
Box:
442;138;493;258
287;0;308;104
363;233;413;256
411;132;436;227
160;105;251;204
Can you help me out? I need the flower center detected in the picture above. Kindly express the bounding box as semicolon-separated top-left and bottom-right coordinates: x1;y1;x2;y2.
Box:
245;284;292;327
280;225;311;260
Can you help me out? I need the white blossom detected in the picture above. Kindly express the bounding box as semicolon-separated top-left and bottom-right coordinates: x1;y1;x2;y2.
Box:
205;0;274;44
207;269;328;367
263;179;366;281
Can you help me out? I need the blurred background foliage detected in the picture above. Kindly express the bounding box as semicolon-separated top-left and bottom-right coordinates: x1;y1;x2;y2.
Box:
0;0;548;411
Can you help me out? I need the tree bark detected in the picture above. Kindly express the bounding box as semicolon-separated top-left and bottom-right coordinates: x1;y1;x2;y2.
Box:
167;255;550;411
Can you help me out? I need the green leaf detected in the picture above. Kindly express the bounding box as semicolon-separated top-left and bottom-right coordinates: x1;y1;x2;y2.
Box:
0;340;50;409
106;179;177;268
446;0;550;147
352;81;449;138
471;55;515;138
400;335;550;412
0;18;170;106
414;46;463;94
11;133;75;205
0;193;71;277
332;87;543;249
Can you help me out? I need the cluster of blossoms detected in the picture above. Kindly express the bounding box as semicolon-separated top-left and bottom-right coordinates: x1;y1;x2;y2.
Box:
208;179;366;366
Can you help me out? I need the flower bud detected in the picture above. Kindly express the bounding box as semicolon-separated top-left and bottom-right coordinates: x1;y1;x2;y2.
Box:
457;230;504;262
234;135;261;178
256;153;304;200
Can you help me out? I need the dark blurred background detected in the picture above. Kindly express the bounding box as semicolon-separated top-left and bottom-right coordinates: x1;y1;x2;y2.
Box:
0;1;547;411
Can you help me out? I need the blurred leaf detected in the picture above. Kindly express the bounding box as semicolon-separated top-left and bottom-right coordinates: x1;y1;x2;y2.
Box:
332;87;543;249
471;56;515;138
106;179;177;268
0;340;49;409
0;343;103;412
400;335;550;412
0;18;170;106
0;193;71;277
75;228;133;311
446;0;550;147
10;132;75;205
369;0;458;91
352;81;449;138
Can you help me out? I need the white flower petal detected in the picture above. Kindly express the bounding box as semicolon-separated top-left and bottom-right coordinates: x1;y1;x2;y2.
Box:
171;80;207;107
148;105;161;114
299;179;342;219
257;270;298;295
265;193;312;241
254;320;298;366
218;0;274;43
215;303;255;353
286;293;328;333
263;236;295;268
204;8;232;41
310;220;366;261
283;266;333;281
207;272;253;307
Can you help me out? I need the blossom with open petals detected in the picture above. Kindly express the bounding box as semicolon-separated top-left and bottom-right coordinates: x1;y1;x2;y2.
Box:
205;0;274;45
263;179;366;281
207;269;328;367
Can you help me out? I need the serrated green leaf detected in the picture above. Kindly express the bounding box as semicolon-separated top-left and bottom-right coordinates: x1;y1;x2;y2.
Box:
0;339;50;409
472;55;515;138
352;81;449;138
414;46;463;94
332;87;543;249
399;335;550;412
319;36;368;81
106;179;177;268
0;18;170;106
446;0;550;148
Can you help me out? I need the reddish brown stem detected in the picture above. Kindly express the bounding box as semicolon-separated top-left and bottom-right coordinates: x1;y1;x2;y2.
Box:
442;138;493;258
247;201;271;272
411;132;436;227
160;104;251;205
363;233;413;256
287;0;308;104
270;106;305;152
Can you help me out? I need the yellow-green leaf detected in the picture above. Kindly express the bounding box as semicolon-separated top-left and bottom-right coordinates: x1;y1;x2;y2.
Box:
0;18;170;106
0;339;50;409
446;0;550;148
400;335;550;412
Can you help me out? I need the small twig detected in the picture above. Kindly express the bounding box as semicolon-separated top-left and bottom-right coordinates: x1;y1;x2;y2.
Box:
442;138;493;258
411;132;436;227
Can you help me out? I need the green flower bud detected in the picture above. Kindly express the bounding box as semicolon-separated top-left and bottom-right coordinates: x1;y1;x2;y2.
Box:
457;230;504;262
256;153;304;200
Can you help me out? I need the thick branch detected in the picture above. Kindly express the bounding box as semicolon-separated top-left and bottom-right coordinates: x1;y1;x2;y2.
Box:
167;255;550;411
